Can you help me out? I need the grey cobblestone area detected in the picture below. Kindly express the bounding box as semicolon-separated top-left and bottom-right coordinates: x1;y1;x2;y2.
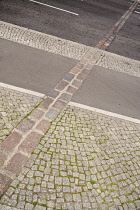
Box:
0;204;19;210
1;105;140;209
0;21;89;60
96;51;140;77
0;86;42;143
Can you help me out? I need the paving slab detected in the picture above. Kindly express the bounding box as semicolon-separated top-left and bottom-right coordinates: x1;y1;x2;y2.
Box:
1;105;140;209
0;38;78;95
72;65;140;120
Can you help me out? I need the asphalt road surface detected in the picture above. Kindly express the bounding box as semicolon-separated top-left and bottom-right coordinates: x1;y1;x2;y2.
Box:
72;65;140;120
108;3;140;61
0;0;139;60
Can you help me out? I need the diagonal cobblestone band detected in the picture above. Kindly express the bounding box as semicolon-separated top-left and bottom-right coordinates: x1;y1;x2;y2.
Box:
0;21;89;60
1;105;140;209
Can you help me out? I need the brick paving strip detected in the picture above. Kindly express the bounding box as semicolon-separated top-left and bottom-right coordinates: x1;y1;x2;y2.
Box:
95;0;138;50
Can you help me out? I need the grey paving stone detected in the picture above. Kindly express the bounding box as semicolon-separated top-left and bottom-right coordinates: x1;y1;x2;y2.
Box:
1;105;140;209
34;205;46;210
0;204;20;210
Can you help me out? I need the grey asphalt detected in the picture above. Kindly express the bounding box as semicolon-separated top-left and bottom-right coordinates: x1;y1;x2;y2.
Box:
72;65;140;120
0;38;77;94
0;0;129;47
108;4;140;61
1;0;139;60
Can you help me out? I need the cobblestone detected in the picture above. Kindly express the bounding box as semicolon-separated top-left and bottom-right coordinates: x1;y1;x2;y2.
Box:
1;105;140;209
96;50;140;77
0;21;89;60
0;86;42;143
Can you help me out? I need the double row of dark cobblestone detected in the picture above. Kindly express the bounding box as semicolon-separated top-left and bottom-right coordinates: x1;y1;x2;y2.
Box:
95;1;138;50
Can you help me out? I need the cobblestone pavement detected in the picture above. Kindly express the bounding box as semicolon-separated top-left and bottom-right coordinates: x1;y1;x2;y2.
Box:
0;204;19;210
96;51;140;78
0;86;43;143
1;105;140;210
0;21;89;60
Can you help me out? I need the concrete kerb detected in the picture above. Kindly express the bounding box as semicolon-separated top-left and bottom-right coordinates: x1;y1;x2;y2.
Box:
0;47;101;197
0;21;90;60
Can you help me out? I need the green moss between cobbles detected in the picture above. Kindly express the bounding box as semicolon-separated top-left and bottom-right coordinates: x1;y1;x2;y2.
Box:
126;200;135;203
67;174;73;178
109;182;117;186
89;166;94;168
110;189;116;192
99;188;106;192
10;185;16;189
117;179;126;182
90;180;96;185
40;204;47;207
32;202;37;206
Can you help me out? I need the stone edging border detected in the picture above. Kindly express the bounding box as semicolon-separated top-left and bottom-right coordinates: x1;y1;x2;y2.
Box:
69;102;140;124
0;82;45;98
0;21;89;60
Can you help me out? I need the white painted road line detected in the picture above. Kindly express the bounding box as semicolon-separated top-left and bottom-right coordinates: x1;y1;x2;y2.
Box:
134;11;140;14
69;102;140;124
0;82;45;98
29;0;79;16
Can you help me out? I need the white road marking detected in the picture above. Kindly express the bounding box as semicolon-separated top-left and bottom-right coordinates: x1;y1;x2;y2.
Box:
0;82;45;98
134;11;140;14
29;0;79;16
68;102;140;124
